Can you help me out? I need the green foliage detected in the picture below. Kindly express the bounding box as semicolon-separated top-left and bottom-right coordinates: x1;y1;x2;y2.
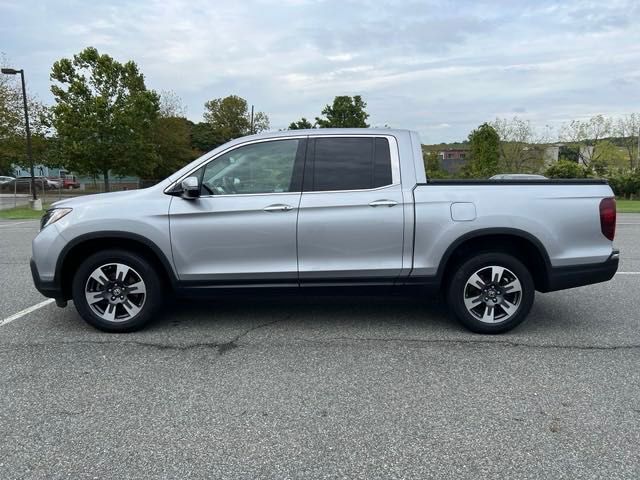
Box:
544;160;592;179
288;117;314;130
423;150;448;178
490;117;547;173
191;122;224;154
49;47;160;191
203;95;269;143
0;58;51;175
614;113;640;169
150;116;196;179
559;115;612;166
464;123;500;178
596;140;627;172
315;95;369;128
607;170;640;198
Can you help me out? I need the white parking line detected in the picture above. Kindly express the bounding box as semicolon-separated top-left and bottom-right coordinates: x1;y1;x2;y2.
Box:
616;272;640;275
0;299;55;327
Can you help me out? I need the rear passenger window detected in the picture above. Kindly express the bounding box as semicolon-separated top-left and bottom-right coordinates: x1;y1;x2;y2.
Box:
308;137;393;191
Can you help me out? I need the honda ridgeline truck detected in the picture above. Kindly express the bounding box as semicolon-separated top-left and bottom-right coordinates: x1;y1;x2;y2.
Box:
31;129;619;333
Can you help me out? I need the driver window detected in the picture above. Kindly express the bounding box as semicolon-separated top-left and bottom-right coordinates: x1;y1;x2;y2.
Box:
200;139;300;195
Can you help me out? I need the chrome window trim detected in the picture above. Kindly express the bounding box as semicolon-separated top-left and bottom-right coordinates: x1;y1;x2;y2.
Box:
164;133;401;196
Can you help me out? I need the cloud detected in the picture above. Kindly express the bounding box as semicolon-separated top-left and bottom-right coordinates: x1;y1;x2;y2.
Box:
1;0;639;142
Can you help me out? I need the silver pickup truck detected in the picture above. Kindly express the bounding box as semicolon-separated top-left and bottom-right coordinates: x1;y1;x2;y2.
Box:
31;128;619;334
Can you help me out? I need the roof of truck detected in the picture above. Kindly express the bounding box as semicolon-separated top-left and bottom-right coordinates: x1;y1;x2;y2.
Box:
242;128;413;140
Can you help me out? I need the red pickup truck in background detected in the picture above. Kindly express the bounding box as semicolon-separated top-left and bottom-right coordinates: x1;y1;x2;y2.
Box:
60;174;80;189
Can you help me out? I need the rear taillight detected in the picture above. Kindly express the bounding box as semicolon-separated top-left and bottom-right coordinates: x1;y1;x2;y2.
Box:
599;197;616;241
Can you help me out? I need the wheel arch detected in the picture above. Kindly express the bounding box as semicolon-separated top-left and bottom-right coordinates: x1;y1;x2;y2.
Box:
56;231;177;300
437;228;552;291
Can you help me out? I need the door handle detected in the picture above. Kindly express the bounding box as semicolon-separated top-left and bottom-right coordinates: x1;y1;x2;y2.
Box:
368;199;398;207
263;204;294;212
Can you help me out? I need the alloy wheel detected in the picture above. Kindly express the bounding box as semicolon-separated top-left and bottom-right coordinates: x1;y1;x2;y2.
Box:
84;263;147;322
463;265;522;323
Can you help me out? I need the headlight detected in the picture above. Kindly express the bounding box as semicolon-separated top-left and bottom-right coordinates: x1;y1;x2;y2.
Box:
40;208;72;230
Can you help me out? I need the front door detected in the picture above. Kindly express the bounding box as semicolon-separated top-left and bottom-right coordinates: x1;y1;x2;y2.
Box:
169;137;306;284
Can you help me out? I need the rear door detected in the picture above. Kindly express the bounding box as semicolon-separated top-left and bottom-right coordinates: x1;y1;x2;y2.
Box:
297;135;405;283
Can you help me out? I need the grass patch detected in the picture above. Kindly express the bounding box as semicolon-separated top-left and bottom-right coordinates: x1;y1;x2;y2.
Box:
616;199;640;213
0;204;51;220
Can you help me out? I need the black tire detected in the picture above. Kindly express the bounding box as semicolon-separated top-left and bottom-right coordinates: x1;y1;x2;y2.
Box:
71;249;163;333
446;252;535;334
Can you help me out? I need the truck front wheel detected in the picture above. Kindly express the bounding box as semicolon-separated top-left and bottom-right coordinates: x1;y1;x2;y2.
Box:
71;249;162;332
447;252;535;334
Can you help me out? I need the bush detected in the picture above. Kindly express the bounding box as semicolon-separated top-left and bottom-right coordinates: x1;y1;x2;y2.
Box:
607;170;640;198
544;160;592;179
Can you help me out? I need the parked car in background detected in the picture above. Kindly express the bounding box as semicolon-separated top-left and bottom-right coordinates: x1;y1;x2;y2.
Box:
31;129;618;334
61;174;80;189
14;176;61;191
490;174;548;180
0;175;15;185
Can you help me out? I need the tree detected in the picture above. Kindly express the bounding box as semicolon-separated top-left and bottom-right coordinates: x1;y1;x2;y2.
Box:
614;113;640;169
490;117;548;173
150;116;195;179
595;140;627;172
50;47;160;191
149;91;195;179
464;123;500;178
423;149;447;178
158;89;187;118
559;115;612;167
315;95;369;128
288;117;314;130
0;54;51;175
191;122;225;154
203;95;269;143
607;170;640;198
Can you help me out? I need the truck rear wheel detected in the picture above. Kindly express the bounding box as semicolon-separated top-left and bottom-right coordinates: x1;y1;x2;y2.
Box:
447;252;535;334
71;249;162;332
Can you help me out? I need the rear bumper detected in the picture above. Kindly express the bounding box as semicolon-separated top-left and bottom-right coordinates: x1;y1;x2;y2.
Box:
543;250;619;292
30;258;64;300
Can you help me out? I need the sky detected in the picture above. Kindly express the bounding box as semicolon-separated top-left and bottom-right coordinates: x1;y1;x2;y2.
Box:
1;0;639;143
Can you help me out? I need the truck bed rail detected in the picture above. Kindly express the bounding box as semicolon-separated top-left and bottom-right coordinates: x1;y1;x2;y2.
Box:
422;179;609;186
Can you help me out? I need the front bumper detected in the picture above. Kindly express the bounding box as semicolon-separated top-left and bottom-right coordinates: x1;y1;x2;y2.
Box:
543;249;619;292
30;258;64;301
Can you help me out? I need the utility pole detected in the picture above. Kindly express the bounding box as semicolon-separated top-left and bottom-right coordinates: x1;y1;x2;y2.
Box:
1;67;39;209
250;105;255;134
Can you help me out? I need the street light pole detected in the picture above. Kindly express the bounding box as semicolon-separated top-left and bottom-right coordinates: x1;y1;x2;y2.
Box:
1;67;38;205
637;126;640;171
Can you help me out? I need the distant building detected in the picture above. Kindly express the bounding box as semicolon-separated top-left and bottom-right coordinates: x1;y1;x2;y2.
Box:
543;144;590;165
438;148;469;174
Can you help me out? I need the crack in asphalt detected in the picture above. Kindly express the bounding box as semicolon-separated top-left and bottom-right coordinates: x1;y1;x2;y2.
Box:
2;330;639;353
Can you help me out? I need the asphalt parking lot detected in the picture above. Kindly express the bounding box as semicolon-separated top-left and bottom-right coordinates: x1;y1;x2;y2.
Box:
1;216;639;479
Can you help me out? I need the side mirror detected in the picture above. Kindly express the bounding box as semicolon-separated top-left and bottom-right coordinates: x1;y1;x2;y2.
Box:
181;176;200;199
